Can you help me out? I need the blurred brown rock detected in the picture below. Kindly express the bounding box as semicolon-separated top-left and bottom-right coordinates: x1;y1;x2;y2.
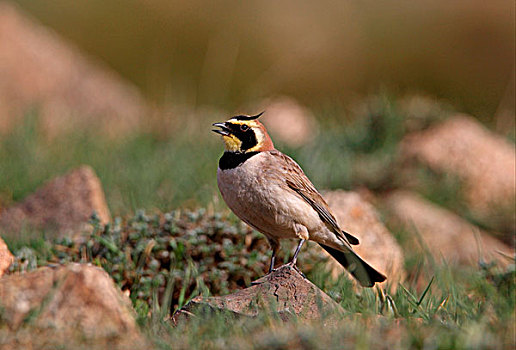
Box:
0;166;110;239
398;94;452;132
0;2;146;136
319;190;405;289
0;236;13;277
401;115;516;232
384;191;513;267
0;263;147;349
172;264;343;325
258;97;318;147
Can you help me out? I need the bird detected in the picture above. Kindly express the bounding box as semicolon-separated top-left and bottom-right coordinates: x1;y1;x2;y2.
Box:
212;112;386;287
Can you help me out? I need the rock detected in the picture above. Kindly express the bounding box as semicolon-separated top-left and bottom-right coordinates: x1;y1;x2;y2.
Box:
384;191;513;268
401;115;516;234
0;236;13;277
0;166;110;239
258;96;318;147
320;191;405;289
0;2;146;137
171;264;343;325
0;263;147;349
398;94;451;132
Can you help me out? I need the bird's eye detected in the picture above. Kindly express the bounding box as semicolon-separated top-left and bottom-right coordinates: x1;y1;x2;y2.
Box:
240;124;249;131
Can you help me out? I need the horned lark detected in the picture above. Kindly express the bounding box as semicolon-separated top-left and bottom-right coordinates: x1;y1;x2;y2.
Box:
212;112;386;287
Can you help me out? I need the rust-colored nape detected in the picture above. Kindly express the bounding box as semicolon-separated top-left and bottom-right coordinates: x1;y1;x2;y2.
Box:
253;120;275;152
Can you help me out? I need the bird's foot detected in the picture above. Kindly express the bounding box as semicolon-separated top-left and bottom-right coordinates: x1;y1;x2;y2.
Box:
251;279;263;286
251;268;276;285
283;262;307;279
285;261;295;268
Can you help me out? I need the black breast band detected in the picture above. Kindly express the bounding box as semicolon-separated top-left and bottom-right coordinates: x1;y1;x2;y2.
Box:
219;151;259;170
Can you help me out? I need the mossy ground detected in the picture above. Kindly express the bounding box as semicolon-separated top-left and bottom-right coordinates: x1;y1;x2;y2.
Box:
5;208;515;349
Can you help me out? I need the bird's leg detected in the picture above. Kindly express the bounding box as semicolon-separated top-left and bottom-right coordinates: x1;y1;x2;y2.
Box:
288;239;306;266
252;238;280;285
269;251;276;273
268;238;280;274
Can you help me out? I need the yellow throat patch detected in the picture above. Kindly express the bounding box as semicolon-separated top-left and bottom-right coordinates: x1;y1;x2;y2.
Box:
222;134;242;152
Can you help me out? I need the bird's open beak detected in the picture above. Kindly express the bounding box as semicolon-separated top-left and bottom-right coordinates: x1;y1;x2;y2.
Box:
212;122;231;136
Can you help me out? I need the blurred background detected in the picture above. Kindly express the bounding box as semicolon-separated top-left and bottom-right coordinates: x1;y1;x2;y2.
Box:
8;0;515;117
0;0;514;231
0;2;514;341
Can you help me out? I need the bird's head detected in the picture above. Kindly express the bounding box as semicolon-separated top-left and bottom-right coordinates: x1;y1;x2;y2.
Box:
212;112;274;153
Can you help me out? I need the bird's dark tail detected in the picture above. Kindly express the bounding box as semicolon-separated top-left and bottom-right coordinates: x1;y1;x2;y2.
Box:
343;230;359;245
319;243;386;287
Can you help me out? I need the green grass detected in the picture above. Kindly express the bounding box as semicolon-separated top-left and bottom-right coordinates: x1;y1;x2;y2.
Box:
0;94;421;213
1;95;514;348
5;208;515;349
0;113;222;214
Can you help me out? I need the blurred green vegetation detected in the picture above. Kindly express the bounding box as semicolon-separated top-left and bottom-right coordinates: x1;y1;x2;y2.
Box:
3;93;511;237
0;111;222;214
0;94;445;214
2;92;513;238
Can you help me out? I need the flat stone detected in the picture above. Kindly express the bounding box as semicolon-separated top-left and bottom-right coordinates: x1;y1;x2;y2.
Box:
171;264;344;325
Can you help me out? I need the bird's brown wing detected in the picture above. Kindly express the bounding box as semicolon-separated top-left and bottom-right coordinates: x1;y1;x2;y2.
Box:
269;150;359;246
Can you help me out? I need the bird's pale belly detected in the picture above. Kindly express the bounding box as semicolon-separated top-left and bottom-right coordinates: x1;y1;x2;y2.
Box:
217;157;319;240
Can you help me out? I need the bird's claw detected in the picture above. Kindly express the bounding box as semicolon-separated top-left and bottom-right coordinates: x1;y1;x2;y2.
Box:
283;262;307;279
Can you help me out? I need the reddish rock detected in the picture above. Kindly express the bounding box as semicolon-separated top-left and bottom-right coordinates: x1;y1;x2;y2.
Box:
384;191;513;268
398;94;452;132
0;166;110;239
172;264;343;325
0;2;146;136
319;190;405;289
0;236;13;277
401;115;516;232
258;96;318;147
0;263;147;349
